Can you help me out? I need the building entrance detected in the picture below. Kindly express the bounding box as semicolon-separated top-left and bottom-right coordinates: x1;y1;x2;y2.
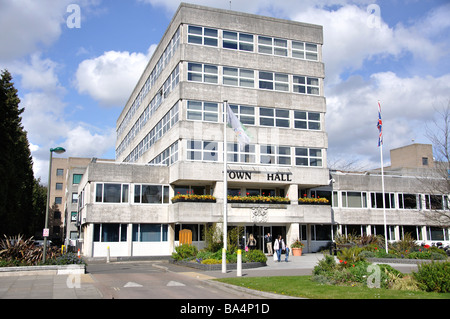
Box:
243;225;286;254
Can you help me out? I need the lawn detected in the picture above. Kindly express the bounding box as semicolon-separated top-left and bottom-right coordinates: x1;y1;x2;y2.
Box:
216;276;450;299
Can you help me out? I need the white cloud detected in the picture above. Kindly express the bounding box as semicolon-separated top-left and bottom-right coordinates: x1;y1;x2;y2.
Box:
75;48;153;107
326;72;450;167
0;0;70;60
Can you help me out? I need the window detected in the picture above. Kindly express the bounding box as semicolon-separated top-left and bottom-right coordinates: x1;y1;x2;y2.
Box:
260;145;291;165
259;107;290;128
132;224;168;242
370;192;395;209
95;183;129;203
422;157;428;166
54;211;61;219
149;141;179;166
342;191;367;208
134;184;169;204
293;76;319;95
187;140;218;162
71;211;77;222
292;41;318;60
258;71;289;91
223;31;253;52
55;197;62;205
188;26;218;46
187;100;219;122
56;169;64;176
187;63;218;84
398;193;417;209
73;174;83;184
72;193;78;204
425;195;444;210
55;183;63;190
227;143;256;163
295;148;323;167
229;104;255;125
294;111;321;130
258;36;287;56
93;223;127;242
223;67;254;88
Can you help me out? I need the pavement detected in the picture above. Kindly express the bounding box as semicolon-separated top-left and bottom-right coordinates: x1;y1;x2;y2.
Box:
0;253;419;299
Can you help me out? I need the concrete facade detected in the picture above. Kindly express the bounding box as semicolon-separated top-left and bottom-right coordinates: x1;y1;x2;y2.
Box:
75;4;449;258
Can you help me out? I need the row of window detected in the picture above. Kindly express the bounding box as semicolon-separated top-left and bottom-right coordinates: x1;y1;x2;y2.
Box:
148;141;179;166
332;191;449;210
187;100;321;130
187;62;320;95
95;183;170;204
93;223;168;242
187;140;323;167
117;28;181;137
121;102;179;163
117;66;180;159
187;25;319;61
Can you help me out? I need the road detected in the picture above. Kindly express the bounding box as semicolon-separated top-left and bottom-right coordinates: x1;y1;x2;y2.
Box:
86;260;262;299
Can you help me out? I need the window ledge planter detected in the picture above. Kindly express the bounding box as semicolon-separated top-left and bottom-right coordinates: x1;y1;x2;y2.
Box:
298;197;329;205
227;195;290;204
171;195;216;203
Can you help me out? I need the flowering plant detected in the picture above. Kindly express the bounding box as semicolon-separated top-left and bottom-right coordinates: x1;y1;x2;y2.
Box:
298;197;329;205
291;239;304;248
227;195;290;204
171;194;216;202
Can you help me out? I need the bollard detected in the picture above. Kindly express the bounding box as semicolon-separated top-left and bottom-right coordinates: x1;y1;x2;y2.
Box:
77;248;81;259
237;249;242;277
106;246;110;263
61;245;65;254
222;248;226;273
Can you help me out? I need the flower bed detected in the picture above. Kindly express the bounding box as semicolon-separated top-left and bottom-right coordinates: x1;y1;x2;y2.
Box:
227;195;290;204
298;197;329;205
171;194;216;203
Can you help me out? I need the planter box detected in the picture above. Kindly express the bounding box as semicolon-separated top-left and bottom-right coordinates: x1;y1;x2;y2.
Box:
172;199;216;203
0;264;85;276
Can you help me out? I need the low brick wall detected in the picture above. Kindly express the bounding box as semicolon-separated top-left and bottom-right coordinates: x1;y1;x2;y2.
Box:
0;264;85;276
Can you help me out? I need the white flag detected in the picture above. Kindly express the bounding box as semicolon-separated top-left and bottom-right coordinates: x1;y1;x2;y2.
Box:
227;103;251;150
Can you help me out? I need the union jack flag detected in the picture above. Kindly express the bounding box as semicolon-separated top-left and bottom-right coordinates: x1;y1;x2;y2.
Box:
377;101;383;146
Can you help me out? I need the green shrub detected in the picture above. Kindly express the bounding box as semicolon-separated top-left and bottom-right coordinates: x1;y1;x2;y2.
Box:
172;244;198;261
337;246;365;266
201;259;223;264
244;249;267;263
413;261;450;293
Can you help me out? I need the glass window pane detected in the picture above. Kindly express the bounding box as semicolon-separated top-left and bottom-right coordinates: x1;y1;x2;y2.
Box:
259;72;273;80
204;28;217;37
96;184;103;202
141;185;162;204
140;224;161;242
104;184;121;203
223;31;237;40
240;33;253;42
260;107;274;116
188;26;202;35
258;36;272;45
187;100;202;110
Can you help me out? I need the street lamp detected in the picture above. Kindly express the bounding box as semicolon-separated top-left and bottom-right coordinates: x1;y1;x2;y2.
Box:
43;147;66;263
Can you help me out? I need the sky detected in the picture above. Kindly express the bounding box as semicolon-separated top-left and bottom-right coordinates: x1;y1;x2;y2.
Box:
1;0;449;183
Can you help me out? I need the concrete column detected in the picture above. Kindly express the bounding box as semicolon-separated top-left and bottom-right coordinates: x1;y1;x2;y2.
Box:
286;184;298;205
127;223;133;256
286;223;300;246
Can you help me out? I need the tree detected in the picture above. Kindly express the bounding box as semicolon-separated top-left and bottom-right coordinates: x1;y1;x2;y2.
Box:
421;100;450;227
0;69;35;236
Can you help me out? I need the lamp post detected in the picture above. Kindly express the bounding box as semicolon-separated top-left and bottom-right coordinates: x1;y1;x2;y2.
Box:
43;147;66;263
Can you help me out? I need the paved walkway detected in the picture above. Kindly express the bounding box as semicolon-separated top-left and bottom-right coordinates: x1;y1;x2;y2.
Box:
0;253;419;299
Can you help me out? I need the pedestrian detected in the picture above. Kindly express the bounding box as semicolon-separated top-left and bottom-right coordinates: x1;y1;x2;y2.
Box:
285;244;290;262
274;235;285;262
247;234;256;250
265;232;273;256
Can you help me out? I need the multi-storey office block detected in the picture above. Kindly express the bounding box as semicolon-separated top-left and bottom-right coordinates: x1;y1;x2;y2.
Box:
78;3;330;257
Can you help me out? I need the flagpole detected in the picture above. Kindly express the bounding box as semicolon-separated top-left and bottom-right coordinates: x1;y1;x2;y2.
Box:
378;100;388;254
222;100;228;273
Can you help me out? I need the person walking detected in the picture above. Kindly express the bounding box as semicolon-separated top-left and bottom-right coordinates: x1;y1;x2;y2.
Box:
274;235;285;262
247;234;257;250
265;233;273;256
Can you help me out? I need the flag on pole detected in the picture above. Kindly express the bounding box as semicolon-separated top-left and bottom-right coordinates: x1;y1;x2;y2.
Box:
226;103;251;150
377;101;383;147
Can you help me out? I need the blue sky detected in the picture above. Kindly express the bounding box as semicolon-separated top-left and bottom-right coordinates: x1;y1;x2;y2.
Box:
1;0;449;183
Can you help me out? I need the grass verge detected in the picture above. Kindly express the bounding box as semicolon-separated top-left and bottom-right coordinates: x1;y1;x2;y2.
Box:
216;276;450;299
